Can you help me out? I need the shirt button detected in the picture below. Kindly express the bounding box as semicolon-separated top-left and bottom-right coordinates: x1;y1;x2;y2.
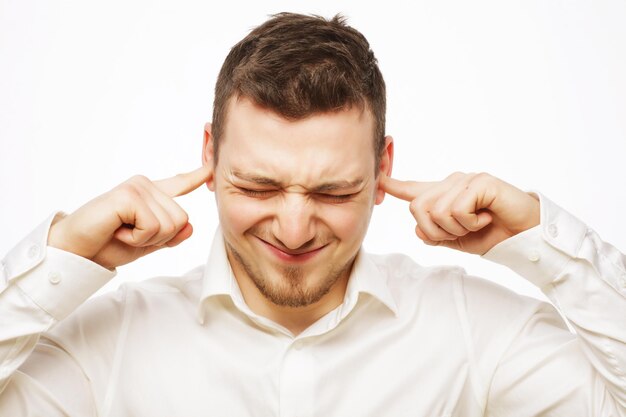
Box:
27;244;41;259
528;251;541;262
547;224;559;238
48;271;62;285
293;341;304;351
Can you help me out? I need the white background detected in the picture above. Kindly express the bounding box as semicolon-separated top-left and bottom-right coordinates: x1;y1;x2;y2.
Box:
1;0;625;301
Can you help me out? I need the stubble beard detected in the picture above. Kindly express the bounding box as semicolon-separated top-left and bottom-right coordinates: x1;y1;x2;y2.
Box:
227;242;354;308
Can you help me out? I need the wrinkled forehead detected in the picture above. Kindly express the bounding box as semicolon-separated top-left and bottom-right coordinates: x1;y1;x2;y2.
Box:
218;97;377;186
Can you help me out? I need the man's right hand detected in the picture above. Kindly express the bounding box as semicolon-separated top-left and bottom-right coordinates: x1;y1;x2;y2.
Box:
47;166;212;270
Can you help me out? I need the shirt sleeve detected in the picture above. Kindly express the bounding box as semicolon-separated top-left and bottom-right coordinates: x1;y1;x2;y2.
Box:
0;212;115;416
482;192;626;415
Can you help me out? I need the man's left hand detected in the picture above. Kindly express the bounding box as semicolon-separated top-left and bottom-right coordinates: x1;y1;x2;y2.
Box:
379;172;540;255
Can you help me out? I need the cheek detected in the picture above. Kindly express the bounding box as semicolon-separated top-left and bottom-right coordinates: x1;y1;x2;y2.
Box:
319;201;373;241
216;188;375;240
217;194;266;234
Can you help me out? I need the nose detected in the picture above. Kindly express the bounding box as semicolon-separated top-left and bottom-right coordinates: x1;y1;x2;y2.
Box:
272;193;316;250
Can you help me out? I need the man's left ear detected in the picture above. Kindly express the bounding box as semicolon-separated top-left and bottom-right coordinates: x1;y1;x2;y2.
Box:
375;135;394;205
202;122;216;191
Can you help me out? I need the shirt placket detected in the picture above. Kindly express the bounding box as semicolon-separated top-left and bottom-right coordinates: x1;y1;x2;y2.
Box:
279;338;316;417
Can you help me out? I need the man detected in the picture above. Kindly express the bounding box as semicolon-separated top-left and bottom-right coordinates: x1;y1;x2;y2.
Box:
0;12;624;416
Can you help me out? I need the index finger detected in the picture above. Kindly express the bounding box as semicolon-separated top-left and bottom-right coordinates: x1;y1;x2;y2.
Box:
379;173;432;202
154;165;212;197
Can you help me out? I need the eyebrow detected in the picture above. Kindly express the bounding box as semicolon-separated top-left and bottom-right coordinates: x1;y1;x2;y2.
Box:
232;170;364;193
232;171;282;187
311;179;364;193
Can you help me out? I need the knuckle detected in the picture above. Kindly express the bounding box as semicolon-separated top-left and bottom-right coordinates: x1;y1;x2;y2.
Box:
446;171;465;181
114;183;141;205
433;227;451;240
427;231;445;242
430;206;448;222
175;211;189;227
415;225;427;240
143;220;160;236
419;223;439;240
429;211;444;223
171;207;189;227
129;174;150;185
409;199;421;215
132;225;158;246
160;221;176;236
473;172;492;184
411;197;429;213
450;205;465;218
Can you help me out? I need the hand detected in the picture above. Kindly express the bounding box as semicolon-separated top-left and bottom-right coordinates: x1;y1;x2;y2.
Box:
380;172;540;255
48;166;212;269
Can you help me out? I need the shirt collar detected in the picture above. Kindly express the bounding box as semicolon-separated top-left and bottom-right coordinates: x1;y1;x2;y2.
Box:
197;228;398;323
196;227;235;323
343;249;399;316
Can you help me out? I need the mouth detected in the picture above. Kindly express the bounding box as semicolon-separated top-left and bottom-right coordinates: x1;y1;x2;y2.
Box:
255;237;327;263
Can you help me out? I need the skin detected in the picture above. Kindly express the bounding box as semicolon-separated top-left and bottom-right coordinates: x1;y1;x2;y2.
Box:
48;167;211;269
380;172;540;255
48;97;540;336
201;97;393;334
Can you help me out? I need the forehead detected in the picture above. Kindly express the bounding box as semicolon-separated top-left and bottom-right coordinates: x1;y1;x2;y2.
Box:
218;98;377;183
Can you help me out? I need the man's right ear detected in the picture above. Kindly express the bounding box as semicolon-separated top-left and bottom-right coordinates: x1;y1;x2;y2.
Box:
202;122;216;191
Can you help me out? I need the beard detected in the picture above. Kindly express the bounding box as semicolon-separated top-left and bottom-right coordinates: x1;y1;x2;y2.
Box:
226;239;355;308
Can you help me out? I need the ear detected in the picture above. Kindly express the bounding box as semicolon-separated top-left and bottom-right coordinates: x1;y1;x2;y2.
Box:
375;135;394;205
202;122;216;191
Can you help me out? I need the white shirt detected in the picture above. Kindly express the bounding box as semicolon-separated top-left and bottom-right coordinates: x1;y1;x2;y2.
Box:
0;194;625;416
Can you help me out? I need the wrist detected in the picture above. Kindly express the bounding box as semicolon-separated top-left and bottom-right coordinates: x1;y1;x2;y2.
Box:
47;213;79;255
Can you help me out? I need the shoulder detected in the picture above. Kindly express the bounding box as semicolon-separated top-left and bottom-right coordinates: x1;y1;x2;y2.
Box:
368;252;467;303
367;251;561;326
367;250;570;352
118;264;205;303
46;265;205;347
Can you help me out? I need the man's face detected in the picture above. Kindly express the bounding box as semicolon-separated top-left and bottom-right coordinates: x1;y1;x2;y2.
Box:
205;97;389;308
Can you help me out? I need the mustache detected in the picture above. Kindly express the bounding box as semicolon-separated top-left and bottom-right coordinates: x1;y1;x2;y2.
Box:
248;225;334;254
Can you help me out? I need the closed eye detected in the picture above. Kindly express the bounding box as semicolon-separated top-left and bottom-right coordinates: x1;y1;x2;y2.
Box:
237;186;358;202
315;193;358;203
237;187;277;198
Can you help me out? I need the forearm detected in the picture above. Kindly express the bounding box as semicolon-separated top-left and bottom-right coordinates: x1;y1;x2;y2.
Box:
484;193;626;409
0;213;115;394
547;227;626;403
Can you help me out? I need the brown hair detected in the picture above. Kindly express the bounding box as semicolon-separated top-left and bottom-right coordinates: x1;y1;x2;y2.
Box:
211;12;386;169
